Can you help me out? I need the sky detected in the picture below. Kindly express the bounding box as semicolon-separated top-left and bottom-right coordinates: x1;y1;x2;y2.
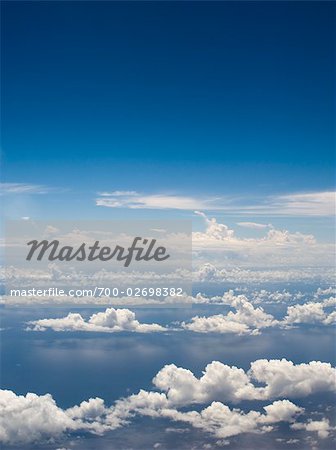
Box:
0;2;335;449
2;1;335;195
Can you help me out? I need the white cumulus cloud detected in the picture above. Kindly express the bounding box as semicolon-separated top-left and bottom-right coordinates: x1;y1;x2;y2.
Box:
182;294;278;335
27;308;166;333
291;418;334;439
0;358;334;445
153;359;336;405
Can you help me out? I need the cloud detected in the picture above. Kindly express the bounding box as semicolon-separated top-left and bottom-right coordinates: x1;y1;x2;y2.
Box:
283;303;327;325
153;361;255;405
95;190;335;216
27;308;166;333
1;358;334;445
183;291;336;334
194;263;334;284
194;211;235;239
282;301;336;326
182;316;252;335
1;269;334;308
323;310;336;325
191;212;335;268
23;289;335;335
2;212;333;289
157;399;302;440
291;419;334;439
249;289;304;304
262;400;304;424
0;390;107;445
248;359;336;399
98;190;138;197
182;294;278;335
153;359;336;405
193;212;316;245
190;288;302;306
185;290;336;334
96;192;217;210
322;296;336;307
0;388;303;445
315;287;336;297
237;222;271;229
0;182;56;195
272;192;335;217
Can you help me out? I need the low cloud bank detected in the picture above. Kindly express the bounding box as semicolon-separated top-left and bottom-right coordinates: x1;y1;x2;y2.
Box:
27;308;165;333
1;358;335;445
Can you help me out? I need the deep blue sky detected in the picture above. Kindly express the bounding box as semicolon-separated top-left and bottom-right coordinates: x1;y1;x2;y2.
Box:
1;1;335;195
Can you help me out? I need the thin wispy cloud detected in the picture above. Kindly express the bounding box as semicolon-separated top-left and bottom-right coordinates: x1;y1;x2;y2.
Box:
237;222;271;229
96;191;219;210
96;190;335;216
0;183;62;195
253;191;335;217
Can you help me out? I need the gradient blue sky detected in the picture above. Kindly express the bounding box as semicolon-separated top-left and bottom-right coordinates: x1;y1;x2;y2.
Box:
2;1;335;192
1;5;336;449
1;1;335;249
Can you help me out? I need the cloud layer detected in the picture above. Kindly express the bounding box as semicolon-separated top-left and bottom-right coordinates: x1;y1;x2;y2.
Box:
192;212;334;268
95;190;335;216
182;293;278;335
27;308;166;333
26;290;336;335
1;358;334;445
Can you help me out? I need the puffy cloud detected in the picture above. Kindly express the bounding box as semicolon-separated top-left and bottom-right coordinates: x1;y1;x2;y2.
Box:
183;289;335;333
315;287;336;297
153;361;254;405
23;289;335;334
193;212;316;247
191;288;303;306
262;400;304;424
27;308;166;333
0;388;303;445
182;316;251;335
91;391;304;441
182;294;277;335
183;292;335;334
194;211;235;240
250;289;303;304
264;227;315;245
194;263;335;284
1;358;334;445
248;359;336;399
96;200;333;266
2;265;334;307
291;418;334;439
153;359;336;405
192;213;334;268
0;390;106;445
324;311;336;325
66;397;107;421
322;296;336;307
159;399;302;440
193;211;316;244
282;302;336;326
283;303;327;325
